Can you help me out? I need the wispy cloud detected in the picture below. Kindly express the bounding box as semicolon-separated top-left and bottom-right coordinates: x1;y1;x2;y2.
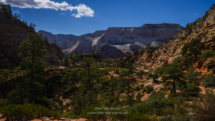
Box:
60;13;66;15
194;13;199;15
14;9;20;13
0;0;94;18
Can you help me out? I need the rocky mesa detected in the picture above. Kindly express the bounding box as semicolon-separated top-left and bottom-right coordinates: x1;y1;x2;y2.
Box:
60;24;183;58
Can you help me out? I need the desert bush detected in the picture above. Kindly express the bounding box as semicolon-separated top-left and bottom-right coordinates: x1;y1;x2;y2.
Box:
79;106;108;121
144;85;154;93
179;37;186;40
62;111;79;119
62;88;71;98
203;75;215;87
128;92;174;116
152;74;159;83
114;69;120;74
199;51;215;59
213;36;215;41
0;104;60;120
192;89;215;121
148;72;153;77
181;83;200;97
186;68;201;85
125;112;151;121
136;70;145;77
0;99;7;108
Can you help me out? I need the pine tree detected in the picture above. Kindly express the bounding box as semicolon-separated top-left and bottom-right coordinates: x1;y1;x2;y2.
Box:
164;59;184;95
188;39;203;62
125;63;135;97
181;43;189;66
18;32;48;103
64;55;70;67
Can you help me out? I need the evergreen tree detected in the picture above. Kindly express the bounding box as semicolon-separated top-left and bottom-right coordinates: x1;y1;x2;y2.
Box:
164;59;184;95
125;63;135;97
136;92;142;103
81;57;97;103
18;32;48;103
64;55;70;67
188;39;203;62
181;43;189;66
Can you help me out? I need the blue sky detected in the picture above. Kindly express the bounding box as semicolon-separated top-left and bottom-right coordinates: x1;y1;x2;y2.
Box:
1;0;215;36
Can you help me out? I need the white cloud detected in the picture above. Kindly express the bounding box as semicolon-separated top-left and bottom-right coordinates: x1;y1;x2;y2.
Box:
0;0;94;18
194;13;199;15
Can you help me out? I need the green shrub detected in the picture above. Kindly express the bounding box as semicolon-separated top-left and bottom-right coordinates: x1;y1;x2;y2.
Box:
136;70;145;77
176;80;187;90
114;69;120;74
192;89;215;121
62;111;79;119
200;51;215;59
148;72;153;77
152;74;159;83
0;104;60;120
79;106;107;121
179;37;186;40
127;92;174;116
213;36;215;41
181;83;200;97
144;85;154;93
203;75;215;87
126;112;151;121
0;99;7;108
186;68;201;85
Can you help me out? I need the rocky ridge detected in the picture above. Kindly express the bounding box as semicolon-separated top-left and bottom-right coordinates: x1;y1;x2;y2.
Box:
126;5;215;74
38;30;76;47
60;24;183;58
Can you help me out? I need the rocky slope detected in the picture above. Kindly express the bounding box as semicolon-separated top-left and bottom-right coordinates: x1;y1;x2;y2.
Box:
0;9;64;69
38;30;76;46
126;5;215;74
61;24;183;58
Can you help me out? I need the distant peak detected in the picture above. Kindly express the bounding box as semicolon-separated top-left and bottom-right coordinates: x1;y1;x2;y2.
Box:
38;30;51;34
141;23;184;29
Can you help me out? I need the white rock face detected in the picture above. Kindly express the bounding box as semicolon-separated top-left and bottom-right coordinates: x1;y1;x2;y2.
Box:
60;24;183;58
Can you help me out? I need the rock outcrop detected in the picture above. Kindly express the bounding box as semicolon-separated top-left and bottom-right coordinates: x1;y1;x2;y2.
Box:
60;24;183;58
38;30;76;46
0;2;12;14
0;10;64;69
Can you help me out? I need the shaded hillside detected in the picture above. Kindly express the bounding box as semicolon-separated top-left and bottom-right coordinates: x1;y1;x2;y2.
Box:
38;30;76;46
61;23;183;58
0;8;64;69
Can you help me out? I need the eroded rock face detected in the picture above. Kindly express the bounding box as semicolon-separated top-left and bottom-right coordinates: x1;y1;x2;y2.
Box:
0;11;64;69
97;45;124;59
38;30;76;46
60;24;183;58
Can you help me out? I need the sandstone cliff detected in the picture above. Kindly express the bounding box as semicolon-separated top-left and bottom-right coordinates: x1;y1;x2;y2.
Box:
126;6;215;74
0;10;64;69
60;24;183;58
38;30;76;46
